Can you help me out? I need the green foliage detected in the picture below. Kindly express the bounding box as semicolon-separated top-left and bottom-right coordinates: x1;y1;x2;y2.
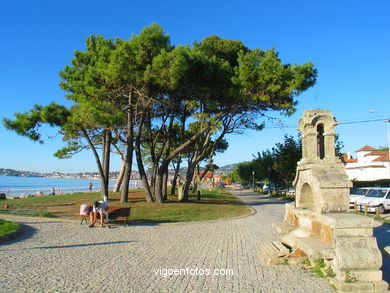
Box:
233;133;344;187
345;271;357;283
234;161;255;184
304;259;336;279
234;48;317;115
4;23;318;203
3;103;70;143
311;266;325;278
272;135;301;186
325;266;336;278
315;258;326;268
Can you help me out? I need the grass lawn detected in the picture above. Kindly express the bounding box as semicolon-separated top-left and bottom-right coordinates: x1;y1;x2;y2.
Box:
0;189;251;223
0;219;20;237
264;192;295;202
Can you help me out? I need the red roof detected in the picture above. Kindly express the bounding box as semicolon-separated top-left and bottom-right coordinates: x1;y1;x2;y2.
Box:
195;171;213;178
356;146;377;152
342;154;357;163
372;152;389;162
364;150;387;157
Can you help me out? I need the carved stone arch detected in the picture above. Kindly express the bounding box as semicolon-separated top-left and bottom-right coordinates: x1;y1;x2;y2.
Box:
298;183;314;209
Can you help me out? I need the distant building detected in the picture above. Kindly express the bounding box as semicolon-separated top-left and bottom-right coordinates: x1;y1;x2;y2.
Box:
345;146;390;181
194;171;213;183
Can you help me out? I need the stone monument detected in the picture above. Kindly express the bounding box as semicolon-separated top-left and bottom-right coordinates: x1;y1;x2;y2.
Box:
264;109;388;292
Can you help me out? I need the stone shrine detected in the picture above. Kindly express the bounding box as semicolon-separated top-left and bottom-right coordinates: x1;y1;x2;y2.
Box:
264;109;388;292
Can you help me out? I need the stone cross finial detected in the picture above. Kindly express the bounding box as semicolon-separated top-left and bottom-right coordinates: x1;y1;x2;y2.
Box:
294;109;351;214
298;109;338;163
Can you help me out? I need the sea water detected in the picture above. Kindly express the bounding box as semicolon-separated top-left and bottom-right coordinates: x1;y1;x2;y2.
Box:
0;176;140;197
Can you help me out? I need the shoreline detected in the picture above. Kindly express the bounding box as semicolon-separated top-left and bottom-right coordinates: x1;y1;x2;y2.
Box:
0;176;142;197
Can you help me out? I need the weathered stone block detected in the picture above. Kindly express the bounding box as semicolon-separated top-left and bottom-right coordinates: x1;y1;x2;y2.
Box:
320;213;378;229
311;220;333;244
333;268;383;282
333;227;373;238
272;222;295;235
334;237;382;270
330;280;374;293
372;280;389;292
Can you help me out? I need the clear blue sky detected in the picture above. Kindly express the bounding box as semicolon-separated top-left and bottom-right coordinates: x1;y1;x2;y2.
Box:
1;0;389;173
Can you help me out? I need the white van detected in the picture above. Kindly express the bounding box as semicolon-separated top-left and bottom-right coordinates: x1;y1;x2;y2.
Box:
355;188;390;214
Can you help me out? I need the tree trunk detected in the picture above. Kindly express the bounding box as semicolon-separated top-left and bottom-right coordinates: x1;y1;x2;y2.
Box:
120;163;132;203
81;128;106;197
182;162;196;202
113;160;125;192
101;128;112;199
162;166;168;200
135;116;154;203
154;161;166;203
150;165;158;200
170;158;181;196
120;94;134;203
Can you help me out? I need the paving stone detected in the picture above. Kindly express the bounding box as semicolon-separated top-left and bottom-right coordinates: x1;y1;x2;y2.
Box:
0;191;335;292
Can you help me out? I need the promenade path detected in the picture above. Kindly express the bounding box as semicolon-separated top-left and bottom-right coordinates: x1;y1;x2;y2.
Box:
0;191;360;292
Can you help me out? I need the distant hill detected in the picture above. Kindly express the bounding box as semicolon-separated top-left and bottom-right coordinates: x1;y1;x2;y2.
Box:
218;163;239;174
0;168;43;177
176;163;239;176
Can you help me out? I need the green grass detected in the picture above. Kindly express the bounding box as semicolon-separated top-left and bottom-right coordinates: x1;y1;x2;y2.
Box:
261;191;295;201
0;219;20;237
350;210;390;225
0;189;251;223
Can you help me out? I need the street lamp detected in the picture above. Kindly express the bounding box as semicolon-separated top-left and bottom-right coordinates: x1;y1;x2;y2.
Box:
252;171;255;192
370;110;390;177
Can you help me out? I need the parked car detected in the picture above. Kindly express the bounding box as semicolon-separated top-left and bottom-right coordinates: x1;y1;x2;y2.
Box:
263;184;274;192
355;188;390;214
234;183;244;190
287;187;296;196
349;187;373;208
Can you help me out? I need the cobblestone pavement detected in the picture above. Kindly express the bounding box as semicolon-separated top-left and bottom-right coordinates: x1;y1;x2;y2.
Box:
0;191;337;293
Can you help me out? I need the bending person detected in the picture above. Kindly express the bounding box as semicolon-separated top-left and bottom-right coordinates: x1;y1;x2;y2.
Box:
89;200;108;228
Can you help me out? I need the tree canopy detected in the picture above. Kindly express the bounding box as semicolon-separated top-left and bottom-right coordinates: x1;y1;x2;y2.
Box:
4;23;317;203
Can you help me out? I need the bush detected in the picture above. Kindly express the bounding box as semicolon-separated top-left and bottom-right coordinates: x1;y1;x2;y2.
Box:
353;179;390;188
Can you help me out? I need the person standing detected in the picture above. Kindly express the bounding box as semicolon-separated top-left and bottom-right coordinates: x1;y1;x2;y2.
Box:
88;182;93;192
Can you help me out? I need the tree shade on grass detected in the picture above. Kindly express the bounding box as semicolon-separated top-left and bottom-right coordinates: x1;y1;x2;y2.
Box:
0;190;251;223
0;219;20;237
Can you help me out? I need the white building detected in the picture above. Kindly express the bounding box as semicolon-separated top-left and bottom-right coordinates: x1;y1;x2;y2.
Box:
345;146;390;181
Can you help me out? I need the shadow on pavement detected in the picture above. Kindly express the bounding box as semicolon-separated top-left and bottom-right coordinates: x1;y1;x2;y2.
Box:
374;224;390;284
31;240;134;250
0;224;37;246
246;200;288;207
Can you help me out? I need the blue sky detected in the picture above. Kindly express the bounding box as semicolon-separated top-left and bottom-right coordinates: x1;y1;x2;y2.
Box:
0;0;389;173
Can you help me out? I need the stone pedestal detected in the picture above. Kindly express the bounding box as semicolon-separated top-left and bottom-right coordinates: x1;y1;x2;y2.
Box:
266;110;388;292
282;204;387;291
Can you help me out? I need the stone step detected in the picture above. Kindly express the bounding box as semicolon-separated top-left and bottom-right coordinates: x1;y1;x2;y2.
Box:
286;236;334;259
260;241;290;265
272;222;296;235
